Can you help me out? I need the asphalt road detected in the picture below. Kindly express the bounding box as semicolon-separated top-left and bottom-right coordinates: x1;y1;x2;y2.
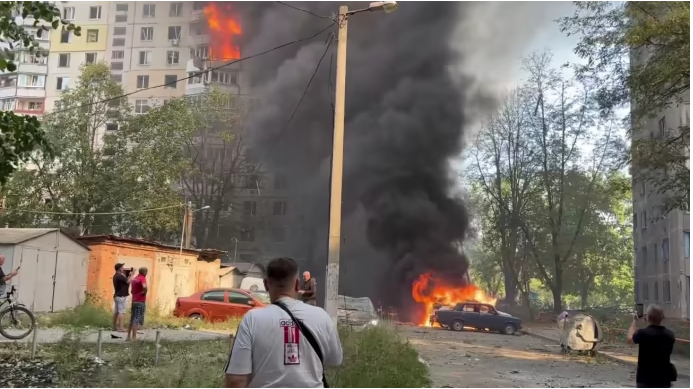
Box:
397;324;691;388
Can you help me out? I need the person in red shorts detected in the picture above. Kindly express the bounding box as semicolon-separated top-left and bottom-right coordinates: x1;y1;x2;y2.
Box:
127;267;148;341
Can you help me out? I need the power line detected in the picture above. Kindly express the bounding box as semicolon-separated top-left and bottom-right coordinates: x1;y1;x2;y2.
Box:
46;23;336;117
276;2;332;19
253;32;335;174
8;204;183;216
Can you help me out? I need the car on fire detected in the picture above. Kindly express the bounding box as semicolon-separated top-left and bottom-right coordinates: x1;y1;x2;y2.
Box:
174;288;269;321
430;301;522;335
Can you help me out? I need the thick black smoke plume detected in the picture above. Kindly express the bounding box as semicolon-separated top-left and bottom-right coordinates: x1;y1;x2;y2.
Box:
234;1;565;319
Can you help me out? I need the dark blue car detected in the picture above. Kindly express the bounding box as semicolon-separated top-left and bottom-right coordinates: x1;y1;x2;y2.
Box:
431;301;522;335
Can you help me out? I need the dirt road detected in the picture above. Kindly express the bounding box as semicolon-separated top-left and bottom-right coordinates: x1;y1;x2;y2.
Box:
397;325;690;388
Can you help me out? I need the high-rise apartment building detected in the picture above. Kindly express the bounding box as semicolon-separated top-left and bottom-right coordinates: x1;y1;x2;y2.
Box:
631;47;690;319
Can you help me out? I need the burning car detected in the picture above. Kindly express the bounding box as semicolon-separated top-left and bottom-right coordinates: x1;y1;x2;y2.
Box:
432;301;522;335
337;295;379;330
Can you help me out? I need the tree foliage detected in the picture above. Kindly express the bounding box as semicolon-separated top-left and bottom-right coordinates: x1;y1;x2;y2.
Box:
0;63;187;239
466;50;632;313
0;1;80;183
560;1;690;214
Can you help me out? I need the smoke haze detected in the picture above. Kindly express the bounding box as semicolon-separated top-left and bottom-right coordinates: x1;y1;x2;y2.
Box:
235;1;569;318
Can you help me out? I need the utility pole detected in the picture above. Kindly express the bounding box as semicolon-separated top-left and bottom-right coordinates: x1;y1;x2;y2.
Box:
324;5;349;323
184;201;193;249
323;1;398;323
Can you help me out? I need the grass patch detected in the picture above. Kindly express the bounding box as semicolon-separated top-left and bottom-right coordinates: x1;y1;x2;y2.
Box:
40;301;241;334
1;325;430;388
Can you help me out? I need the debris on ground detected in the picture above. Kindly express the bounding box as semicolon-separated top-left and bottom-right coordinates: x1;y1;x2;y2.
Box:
0;355;60;388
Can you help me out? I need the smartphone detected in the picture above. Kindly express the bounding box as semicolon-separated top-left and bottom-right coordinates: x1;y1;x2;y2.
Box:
635;303;644;318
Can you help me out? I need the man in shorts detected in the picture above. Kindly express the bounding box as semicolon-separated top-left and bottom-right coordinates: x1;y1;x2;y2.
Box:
127;267;148;341
112;263;134;332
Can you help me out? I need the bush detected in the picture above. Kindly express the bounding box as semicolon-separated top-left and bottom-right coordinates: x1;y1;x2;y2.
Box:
14;325;429;388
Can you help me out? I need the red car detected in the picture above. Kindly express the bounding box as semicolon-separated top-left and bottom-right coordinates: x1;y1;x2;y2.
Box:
174;288;269;321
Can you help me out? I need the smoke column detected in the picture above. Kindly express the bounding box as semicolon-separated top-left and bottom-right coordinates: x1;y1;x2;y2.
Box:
234;1;571;319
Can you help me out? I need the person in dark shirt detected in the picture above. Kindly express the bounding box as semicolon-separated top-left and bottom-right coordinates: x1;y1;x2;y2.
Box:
299;271;317;306
112;263;134;332
627;304;676;388
0;254;19;295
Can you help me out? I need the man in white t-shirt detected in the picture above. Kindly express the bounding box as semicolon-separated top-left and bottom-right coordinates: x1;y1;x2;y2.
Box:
225;257;343;388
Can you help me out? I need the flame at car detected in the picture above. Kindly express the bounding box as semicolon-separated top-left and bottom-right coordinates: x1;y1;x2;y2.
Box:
411;273;497;327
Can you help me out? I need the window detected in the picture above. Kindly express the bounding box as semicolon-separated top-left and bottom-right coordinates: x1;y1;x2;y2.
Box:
193;2;205;11
658;116;666;138
135;99;149;114
18;75;45;87
62;7;75;20
240;227;255;242
170;2;183;16
27;101;43;111
634;281;640;302
653;243;658;272
187;72;203;84
116;3;128;12
682;103;690;126
211;70;238;85
18;52;46;65
654;281;659;302
641;246;648;271
190;23;204;36
201;290;225;302
274;174;287;190
685;231;690;260
190;45;208;59
136;75;149;89
85;53;97;64
639;181;645;196
140;27;153;41
662;238;670;263
138;51;151;66
0;76;16;88
168;26;182;40
86;29;99;43
633;212;637;229
273;201;288;216
60;29;71;43
112;38;125;46
89;6;102;19
56;77;69;90
663;280;671;302
272;227;286;243
110;74;122;83
58;53;70;67
115;14;127;23
164;75;178;88
640;210;647;231
106;123;118;132
642;282;649;301
243;201;257;216
110;62;123;70
166;50;180;65
143;4;156;17
112;50;124;59
113;27;126;36
229;291;253;305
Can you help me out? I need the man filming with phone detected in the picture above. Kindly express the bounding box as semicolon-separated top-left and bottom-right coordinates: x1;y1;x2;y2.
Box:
627;304;676;388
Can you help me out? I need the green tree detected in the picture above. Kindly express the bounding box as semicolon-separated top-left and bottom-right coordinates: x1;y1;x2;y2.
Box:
560;1;690;214
0;1;80;183
4;63;185;238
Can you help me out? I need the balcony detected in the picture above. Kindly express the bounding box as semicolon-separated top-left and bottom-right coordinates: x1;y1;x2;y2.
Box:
16;87;45;98
14;98;45;115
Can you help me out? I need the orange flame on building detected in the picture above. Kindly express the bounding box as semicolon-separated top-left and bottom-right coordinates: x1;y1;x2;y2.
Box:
412;273;497;327
203;2;242;61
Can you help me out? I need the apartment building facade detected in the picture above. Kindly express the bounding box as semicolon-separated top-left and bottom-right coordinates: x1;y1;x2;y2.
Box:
631;47;691;319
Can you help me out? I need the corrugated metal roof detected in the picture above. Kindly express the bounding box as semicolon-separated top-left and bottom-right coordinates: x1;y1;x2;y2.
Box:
0;228;58;244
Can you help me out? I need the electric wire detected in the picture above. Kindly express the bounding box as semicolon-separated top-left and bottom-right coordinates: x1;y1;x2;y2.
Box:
45;23;336;117
251;31;335;175
275;1;332;19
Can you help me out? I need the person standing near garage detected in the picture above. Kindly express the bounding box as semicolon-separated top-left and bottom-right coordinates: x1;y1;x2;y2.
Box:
112;263;135;332
299;271;317;306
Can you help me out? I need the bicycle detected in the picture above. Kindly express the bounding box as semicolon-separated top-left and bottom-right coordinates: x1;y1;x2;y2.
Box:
0;285;36;340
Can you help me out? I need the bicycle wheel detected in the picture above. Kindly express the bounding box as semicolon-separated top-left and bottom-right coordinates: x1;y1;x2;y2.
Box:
0;305;36;340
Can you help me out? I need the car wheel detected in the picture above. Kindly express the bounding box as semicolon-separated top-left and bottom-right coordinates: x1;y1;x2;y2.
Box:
503;323;516;335
451;320;464;331
189;313;203;320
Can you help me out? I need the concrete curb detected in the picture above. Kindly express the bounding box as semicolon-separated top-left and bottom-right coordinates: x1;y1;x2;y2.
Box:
521;330;690;380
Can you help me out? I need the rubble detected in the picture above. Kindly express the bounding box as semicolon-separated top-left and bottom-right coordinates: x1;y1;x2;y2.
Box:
0;356;60;388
